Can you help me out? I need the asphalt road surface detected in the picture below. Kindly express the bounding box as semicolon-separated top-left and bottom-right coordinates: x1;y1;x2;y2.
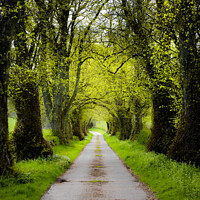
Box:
41;131;148;200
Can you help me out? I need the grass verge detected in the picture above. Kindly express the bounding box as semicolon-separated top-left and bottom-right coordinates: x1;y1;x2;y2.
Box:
90;128;200;200
0;132;93;200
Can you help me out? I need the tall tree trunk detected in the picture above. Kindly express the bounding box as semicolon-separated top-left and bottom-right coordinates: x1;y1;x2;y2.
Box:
0;0;18;175
0;66;13;174
79;121;85;138
168;3;200;165
147;82;177;154
118;109;132;140
83;121;88;136
11;0;53;161
71;110;85;141
68;120;73;140
130;98;143;141
13;81;53;161
122;0;177;151
72;120;85;141
119;116;132;140
110;118;119;136
84;118;92;135
106;121;110;133
50;112;69;144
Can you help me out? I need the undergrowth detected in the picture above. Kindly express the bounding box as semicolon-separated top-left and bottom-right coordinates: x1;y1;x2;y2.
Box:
0;132;92;200
90;128;200;200
43;129;60;146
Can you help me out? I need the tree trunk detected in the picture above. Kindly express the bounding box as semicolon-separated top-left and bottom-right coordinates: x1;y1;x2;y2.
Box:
118;109;132;140
110;118;119;136
93;119;96;127
168;11;200;165
169;66;200;165
83;121;88;136
122;0;178;153
79;121;85;138
68;120;73;140
106;121;110;133
130;98;143;141
13;81;53;161
147;82;177;154
71;110;85;140
0;0;18;175
0;66;13;174
72;120;85;141
119;116;132;140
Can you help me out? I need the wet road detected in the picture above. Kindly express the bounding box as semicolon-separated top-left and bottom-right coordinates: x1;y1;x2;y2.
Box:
41;131;147;200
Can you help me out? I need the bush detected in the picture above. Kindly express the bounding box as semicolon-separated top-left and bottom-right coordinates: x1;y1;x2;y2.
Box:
43;129;60;146
137;128;151;145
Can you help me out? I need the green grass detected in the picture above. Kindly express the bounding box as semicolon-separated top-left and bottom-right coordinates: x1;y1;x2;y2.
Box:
91;128;200;200
89;127;106;134
53;134;92;162
8;117;16;133
43;129;60;146
0;133;93;200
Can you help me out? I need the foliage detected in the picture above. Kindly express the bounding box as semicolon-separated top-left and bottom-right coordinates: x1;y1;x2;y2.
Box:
43;129;60;146
8;118;16;133
136;128;151;145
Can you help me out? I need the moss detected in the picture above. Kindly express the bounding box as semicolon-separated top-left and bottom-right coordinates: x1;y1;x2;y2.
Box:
12;81;53;161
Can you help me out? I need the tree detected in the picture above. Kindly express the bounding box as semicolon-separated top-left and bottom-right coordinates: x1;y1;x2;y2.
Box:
168;0;200;165
10;0;53;161
90;41;150;140
38;0;109;143
121;0;179;154
0;0;18;174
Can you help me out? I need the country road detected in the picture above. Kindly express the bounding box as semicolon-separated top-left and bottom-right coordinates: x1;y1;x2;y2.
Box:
41;131;148;200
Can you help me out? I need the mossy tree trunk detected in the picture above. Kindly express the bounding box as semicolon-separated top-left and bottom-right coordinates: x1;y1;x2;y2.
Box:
11;0;53;161
122;0;178;153
12;81;53;161
110;117;119;136
0;0;18;175
0;66;13;174
83;121;88;136
71;109;85;140
168;1;200;165
119;117;132;140
118;109;132;140
147;82;177;154
84;118;92;135
130;98;144;141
